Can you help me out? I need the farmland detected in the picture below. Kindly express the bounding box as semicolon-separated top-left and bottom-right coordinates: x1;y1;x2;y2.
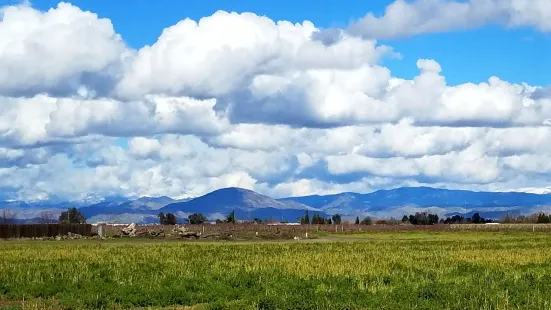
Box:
2;231;551;309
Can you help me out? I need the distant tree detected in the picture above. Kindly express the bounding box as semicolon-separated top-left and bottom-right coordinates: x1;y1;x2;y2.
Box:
501;213;518;223
407;212;438;225
537;212;550;224
59;208;86;224
300;210;310;224
443;215;465;224
39;211;55;224
311;212;325;224
1;209;16;224
471;212;482;224
332;214;342;225
401;215;409;223
226;210;236;224
188;213;207;224
165;213;177;225
430;214;438;224
253;218;263;224
360;217;372;225
355;216;360;225
158;212;166;225
215;219;224;224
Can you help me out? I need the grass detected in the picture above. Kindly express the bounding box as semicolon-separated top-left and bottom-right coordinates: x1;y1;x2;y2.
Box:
2;232;551;309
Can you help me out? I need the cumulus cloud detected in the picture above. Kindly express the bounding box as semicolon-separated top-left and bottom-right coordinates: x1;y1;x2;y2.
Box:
0;2;132;97
348;0;551;39
116;10;391;100
0;94;228;147
0;2;550;201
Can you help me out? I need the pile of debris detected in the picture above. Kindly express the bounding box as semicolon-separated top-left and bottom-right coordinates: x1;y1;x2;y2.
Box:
114;223;234;240
173;225;201;239
119;223;165;238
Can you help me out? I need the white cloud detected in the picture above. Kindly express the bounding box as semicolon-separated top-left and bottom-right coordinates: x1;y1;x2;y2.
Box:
116;10;391;99
0;2;550;202
348;0;551;39
0;2;131;97
0;94;228;147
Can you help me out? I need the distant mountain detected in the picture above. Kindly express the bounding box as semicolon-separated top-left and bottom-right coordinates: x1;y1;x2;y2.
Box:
78;197;193;220
121;196;178;210
5;186;551;223
161;187;323;222
497;187;551;195
279;187;551;219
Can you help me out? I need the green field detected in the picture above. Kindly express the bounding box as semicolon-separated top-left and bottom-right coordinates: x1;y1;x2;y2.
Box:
1;232;551;309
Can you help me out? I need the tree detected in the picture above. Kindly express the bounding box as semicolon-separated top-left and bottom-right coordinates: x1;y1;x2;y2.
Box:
401;215;409;223
253;218;263;224
311;212;325;224
158;212;166;225
165;213;177;225
226;210;236;224
355;216;360;225
537;212;550;224
360;217;372;225
471;212;482;224
158;212;177;225
443;215;465;224
188;213;206;224
300;210;310;224
407;212;439;225
331;214;342;225
59;208;86;224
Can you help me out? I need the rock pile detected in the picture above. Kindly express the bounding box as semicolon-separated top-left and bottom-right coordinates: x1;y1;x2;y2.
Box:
121;223;137;236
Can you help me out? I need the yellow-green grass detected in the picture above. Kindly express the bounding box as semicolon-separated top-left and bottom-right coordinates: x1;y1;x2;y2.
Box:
1;232;551;309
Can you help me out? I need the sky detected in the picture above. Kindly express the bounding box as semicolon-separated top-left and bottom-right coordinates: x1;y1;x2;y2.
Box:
0;0;550;201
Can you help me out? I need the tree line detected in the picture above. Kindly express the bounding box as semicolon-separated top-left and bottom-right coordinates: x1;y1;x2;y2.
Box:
298;211;343;225
501;212;551;224
6;207;551;226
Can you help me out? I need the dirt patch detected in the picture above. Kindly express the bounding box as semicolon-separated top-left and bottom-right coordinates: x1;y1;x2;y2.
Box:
0;300;21;309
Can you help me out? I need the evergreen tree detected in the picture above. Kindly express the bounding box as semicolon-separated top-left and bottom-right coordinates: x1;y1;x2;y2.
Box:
332;214;342;225
226;210;236;223
301;210;310;224
355;216;360;225
537;213;550;224
401;215;409;223
311;212;321;224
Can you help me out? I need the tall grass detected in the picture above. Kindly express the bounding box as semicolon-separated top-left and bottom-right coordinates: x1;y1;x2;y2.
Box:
1;232;551;309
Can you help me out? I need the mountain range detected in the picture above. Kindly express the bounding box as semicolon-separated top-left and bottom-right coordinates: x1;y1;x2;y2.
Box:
3;186;551;224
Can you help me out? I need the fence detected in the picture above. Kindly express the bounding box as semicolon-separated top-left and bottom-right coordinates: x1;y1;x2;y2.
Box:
0;224;92;239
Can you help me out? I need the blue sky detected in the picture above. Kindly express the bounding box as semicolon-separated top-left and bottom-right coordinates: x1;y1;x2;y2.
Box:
0;0;550;201
16;0;550;86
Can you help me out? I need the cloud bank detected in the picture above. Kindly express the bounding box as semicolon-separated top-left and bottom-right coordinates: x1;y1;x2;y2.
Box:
0;1;549;201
